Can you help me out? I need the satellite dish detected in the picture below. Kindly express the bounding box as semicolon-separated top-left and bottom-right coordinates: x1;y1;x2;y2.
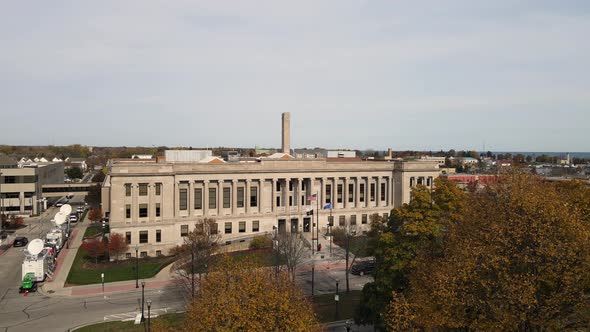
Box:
27;239;45;255
54;212;67;226
60;204;72;215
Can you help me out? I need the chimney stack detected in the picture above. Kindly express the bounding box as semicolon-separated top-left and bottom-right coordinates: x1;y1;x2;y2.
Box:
282;112;290;154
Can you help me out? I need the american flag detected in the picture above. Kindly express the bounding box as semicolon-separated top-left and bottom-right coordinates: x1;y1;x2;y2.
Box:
307;194;317;201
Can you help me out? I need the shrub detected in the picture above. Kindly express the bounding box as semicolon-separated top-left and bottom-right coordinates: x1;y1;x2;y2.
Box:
249;235;272;249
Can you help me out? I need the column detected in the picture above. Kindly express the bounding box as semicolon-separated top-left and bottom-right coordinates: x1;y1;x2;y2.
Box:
285;178;290;211
203;180;209;216
365;178;370;208
232;179;238;215
258;179;264;213
343;177;349;209
149;183;155;222
320;177;326;208
375;176;381;206
297;178;303;210
132;183;138;222
272;178;277;212
217;180;224;215
355;177;361;209
245;179;251;214
174;181;181;217
189;181;195;216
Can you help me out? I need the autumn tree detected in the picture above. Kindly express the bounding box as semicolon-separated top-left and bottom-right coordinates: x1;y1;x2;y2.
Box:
87;208;102;222
356;177;465;328
385;172;590;330
171;218;220;300
158;256;320;332
107;233;128;261
81;237;107;263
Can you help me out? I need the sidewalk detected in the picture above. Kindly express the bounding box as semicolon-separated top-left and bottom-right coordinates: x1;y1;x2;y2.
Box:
42;221;89;295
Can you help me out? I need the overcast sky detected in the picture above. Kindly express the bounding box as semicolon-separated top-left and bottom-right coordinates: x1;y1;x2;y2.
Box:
1;1;589;152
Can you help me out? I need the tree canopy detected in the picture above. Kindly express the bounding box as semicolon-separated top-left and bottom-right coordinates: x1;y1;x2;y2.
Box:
156;256;319;332
382;173;590;330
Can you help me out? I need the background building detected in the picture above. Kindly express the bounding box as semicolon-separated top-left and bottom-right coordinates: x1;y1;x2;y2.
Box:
101;155;440;257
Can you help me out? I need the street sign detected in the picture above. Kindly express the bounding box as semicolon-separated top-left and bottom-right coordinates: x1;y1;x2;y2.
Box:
334;295;339;302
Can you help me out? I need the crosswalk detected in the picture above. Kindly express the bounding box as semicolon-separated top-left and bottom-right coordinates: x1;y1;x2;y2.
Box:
103;307;173;322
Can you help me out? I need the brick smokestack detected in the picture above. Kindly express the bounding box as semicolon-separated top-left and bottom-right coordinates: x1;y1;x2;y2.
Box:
282;112;290;154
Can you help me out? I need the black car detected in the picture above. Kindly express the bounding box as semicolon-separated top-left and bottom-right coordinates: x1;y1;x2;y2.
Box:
14;237;28;247
351;260;375;276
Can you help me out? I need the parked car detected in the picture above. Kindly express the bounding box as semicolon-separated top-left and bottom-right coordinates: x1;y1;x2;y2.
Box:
55;202;64;207
69;215;78;223
14;237;29;247
351;260;375;276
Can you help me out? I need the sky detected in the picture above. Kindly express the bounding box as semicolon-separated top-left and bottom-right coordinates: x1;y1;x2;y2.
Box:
1;0;589;152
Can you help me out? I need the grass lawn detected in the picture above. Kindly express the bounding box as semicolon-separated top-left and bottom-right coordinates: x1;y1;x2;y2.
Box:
83;226;102;238
312;290;362;323
66;248;174;285
76;313;184;332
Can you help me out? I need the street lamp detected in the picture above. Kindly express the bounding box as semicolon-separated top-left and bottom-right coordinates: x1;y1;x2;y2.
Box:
135;245;139;288
141;281;145;322
146;299;152;332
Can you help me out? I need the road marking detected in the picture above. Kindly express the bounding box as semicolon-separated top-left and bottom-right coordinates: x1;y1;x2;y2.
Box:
103;307;172;322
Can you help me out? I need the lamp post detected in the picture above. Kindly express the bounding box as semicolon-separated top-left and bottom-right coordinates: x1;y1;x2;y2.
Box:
335;281;340;320
311;263;315;296
141;281;145;321
135;245;139;288
146;299;152;332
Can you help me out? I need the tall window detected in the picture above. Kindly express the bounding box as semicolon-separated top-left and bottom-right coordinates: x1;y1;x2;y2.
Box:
239;221;246;233
223;187;231;209
194;188;203;210
380;183;386;201
362;214;368;224
348;183;354;203
250;187;258;207
181;225;189;237
125;232;131;244
125;204;131;218
125;184;131;196
350;215;357;225
209;188;217;209
325;184;332;204
276;181;281;192
225;222;232;234
370;183;376;202
179;188;188;211
139;183;148;196
360;183;365;202
328;215;334;226
155;203;161;217
337;184;343;203
339;215;346;227
237;187;245;208
139;231;148;244
155;183;161;195
156;229;161;243
252;220;259;232
139;204;148;218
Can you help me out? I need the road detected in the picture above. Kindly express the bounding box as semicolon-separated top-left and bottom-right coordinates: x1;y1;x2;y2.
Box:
0;282;186;332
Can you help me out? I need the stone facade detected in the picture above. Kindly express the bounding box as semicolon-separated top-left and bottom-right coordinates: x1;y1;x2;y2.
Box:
102;158;439;257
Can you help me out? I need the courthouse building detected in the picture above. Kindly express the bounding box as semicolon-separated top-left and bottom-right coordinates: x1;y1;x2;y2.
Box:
101;154;439;257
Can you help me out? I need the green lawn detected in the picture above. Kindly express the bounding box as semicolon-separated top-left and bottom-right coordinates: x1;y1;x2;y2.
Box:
66;248;174;285
312;290;362;323
83;226;102;238
76;313;184;332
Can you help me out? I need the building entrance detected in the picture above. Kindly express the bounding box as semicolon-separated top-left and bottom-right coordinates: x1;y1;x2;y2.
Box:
278;219;286;234
291;218;299;233
303;217;311;232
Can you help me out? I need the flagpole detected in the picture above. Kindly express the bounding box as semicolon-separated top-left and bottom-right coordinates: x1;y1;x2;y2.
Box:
316;191;319;253
329;207;332;254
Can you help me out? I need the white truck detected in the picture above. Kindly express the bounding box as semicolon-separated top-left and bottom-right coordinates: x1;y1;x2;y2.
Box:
22;247;54;282
45;228;65;253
